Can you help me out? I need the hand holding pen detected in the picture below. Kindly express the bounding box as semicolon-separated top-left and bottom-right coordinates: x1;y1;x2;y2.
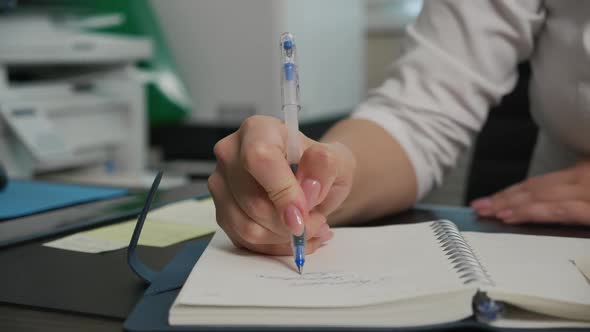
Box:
208;35;356;264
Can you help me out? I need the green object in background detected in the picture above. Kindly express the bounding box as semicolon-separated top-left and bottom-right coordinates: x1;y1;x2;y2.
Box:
61;0;191;126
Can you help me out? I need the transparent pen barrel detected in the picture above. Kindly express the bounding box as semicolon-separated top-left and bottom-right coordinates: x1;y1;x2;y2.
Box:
281;64;300;108
283;106;300;165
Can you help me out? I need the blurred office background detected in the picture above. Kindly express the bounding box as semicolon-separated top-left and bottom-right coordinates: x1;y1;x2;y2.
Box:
1;0;531;206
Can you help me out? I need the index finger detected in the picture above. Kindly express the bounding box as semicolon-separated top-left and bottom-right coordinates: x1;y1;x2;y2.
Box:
238;116;308;234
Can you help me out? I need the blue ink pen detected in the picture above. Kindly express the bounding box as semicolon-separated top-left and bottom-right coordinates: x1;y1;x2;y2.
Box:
280;32;305;274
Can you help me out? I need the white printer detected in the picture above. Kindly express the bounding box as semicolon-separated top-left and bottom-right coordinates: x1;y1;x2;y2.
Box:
0;14;152;180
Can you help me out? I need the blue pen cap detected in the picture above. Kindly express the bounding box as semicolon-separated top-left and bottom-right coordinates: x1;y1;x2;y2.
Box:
283;40;293;50
279;32;300;110
282;36;295;81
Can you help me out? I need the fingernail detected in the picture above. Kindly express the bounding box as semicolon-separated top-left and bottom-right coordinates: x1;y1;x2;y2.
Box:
478;209;493;217
318;224;334;242
301;179;321;209
321;231;334;243
284;205;305;236
317;223;330;237
471;197;491;210
497;209;513;220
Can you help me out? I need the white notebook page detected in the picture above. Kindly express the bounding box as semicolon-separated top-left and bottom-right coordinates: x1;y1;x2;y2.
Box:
176;222;470;308
463;232;590;305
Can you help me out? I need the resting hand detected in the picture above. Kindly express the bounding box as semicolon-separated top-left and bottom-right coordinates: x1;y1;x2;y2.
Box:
471;161;590;225
208;115;356;255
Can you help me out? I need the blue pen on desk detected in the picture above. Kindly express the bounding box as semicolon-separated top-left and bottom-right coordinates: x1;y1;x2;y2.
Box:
280;32;305;274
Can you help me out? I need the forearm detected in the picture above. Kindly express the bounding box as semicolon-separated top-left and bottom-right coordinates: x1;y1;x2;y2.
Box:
320;118;417;226
319;1;543;225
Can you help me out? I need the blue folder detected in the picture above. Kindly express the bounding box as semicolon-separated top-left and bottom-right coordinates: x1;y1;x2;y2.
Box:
0;179;128;220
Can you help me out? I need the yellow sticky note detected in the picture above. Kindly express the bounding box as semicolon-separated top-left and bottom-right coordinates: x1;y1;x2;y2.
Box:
44;234;127;253
44;198;217;252
82;220;215;247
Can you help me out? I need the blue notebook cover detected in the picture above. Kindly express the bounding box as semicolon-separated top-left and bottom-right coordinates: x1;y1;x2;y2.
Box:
0;179;128;220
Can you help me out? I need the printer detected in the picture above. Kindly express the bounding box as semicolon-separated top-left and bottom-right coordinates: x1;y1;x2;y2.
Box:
0;14;153;181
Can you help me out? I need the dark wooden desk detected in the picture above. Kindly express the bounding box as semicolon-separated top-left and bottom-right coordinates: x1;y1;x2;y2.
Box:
1;200;590;332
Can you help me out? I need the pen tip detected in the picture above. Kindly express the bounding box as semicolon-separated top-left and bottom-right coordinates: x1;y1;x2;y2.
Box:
297;266;302;275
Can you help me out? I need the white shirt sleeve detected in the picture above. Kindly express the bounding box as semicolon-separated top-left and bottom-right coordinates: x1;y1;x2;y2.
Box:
352;0;545;200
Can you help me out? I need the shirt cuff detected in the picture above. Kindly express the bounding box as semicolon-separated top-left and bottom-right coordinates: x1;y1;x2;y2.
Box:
351;104;433;201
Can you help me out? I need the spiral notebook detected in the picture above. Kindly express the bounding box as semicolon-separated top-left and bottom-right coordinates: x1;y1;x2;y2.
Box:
169;220;590;329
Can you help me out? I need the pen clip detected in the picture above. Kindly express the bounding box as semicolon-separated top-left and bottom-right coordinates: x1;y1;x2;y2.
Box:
127;171;163;284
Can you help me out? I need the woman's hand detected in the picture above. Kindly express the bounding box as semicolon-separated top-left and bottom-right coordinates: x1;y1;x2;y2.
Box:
471;162;590;225
208;115;356;255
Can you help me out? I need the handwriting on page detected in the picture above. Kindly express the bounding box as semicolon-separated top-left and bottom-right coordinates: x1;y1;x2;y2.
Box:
256;272;393;287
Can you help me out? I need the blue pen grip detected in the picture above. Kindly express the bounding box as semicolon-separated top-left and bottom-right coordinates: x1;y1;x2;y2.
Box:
293;238;305;266
289;163;305;271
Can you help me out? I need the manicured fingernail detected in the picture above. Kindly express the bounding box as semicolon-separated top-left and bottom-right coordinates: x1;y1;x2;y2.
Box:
301;179;321;209
497;209;513;220
471;197;491;210
317;223;330;237
478;209;493;217
284;205;304;236
318;224;334;242
321;231;334;243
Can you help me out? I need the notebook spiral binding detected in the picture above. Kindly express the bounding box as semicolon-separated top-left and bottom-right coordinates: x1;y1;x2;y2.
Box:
430;220;494;286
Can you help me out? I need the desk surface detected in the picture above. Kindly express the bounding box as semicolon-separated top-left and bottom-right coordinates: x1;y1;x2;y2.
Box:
2;195;590;332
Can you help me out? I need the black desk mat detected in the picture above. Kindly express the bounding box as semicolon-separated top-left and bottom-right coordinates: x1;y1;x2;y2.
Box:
0;240;179;319
0;181;209;319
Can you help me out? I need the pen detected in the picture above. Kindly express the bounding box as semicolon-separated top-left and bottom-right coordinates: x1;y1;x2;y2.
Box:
280;32;305;274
